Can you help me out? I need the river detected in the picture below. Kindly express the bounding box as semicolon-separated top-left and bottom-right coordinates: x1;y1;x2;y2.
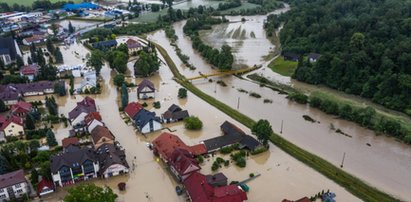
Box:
146;5;411;200
30;31;361;201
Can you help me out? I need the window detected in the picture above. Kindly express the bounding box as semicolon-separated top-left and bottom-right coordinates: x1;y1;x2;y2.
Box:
15;184;21;188
0;188;3;192
15;189;23;194
0;194;6;198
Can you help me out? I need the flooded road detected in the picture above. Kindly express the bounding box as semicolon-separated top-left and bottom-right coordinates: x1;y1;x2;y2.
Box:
148;10;411;200
57;20;99;31
31;36;360;201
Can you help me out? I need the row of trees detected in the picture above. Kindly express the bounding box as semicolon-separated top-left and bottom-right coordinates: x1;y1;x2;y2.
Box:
184;16;234;70
280;0;411;115
217;0;241;11
46;39;64;64
0;0;73;12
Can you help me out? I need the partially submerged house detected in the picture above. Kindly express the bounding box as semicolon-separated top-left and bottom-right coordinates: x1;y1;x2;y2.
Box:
126;38;142;54
90;125;115;149
92;40;117;50
96;143;129;178
68;96;97;127
77;71;97;93
183;172;248;202
202;121;262;153
162;104;189;123
10;101;32;118
20;64;39;81
133;109;162;134
62;137;80;153
137;79;155;100
124;102;143;119
0;169;30;201
84;112;104;132
0;116;24;137
152;132;207;163
0;36;22;66
206;173;228;187
37;178;55;196
50;148;99;187
169;148;201;182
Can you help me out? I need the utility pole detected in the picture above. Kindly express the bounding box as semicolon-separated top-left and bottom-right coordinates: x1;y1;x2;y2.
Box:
280;120;283;134
340;152;346;168
237;97;240;110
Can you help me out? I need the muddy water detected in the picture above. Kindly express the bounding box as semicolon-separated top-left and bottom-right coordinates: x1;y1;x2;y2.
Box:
148;13;411;200
28;36;361;201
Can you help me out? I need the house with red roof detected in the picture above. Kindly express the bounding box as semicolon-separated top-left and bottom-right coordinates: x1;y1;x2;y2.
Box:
0;116;24;137
37;178;55;196
169;148;201;182
183;172;247;202
90;125;115;149
124;102;143;119
10;101;32;118
152;132;206;163
68;96;97;127
19;64;39;81
62;137;80;152
85;112;104;133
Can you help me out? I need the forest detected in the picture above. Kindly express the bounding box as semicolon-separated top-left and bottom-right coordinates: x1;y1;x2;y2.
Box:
279;0;411;115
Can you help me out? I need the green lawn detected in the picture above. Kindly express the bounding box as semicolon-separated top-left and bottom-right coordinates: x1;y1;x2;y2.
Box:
0;0;82;6
268;56;298;77
131;9;169;23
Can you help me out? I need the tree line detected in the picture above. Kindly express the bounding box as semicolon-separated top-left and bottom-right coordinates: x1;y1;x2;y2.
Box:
278;0;411;116
183;16;234;70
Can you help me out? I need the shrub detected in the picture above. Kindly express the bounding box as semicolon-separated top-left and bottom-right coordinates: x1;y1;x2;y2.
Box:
153;101;161;109
184;116;203;130
249;92;261;98
220;146;233;154
178;88;187;98
287;92;308;104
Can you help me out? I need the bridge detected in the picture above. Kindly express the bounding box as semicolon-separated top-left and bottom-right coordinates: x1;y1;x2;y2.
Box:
186;65;261;81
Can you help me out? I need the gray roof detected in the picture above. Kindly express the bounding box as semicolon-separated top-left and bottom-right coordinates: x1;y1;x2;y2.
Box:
50;148;97;173
0;80;65;101
96;143;129;175
92;40;117;49
0;37;18;61
133;109;160;129
0;169;26;189
137;79;155;93
240;135;261;151
168;104;182;113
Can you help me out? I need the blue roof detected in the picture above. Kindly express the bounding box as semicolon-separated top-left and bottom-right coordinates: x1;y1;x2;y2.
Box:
63;2;99;11
133;109;160;129
92;40;117;49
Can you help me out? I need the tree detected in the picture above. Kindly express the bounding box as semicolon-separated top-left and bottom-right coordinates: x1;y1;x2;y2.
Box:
25;114;36;130
31;169;39;186
0;155;10;175
54;82;66;96
178;88;187;98
50;23;59;36
0;99;7;112
46;129;57;147
68;21;75;34
113;74;125;87
27;56;32;65
121;83;129;109
64;184;117;202
54;47;64;64
184;116;203;130
87;50;104;75
134;50;160;77
16;55;24;67
251;119;273;145
46;39;55;54
108;51;128;73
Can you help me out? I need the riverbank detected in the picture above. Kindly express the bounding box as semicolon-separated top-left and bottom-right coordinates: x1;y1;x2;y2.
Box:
153;41;399;202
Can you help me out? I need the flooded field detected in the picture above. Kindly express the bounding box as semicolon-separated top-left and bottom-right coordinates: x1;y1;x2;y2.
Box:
27;37;361;201
148;12;411;200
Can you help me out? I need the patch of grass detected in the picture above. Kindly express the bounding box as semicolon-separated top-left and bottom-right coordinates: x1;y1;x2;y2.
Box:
154;41;400;202
268;56;298;77
131;9;168;23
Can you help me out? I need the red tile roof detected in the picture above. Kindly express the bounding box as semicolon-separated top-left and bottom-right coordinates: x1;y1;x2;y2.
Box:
84;112;102;125
62;137;79;148
11;101;32;115
189;144;207;156
90;125;115;145
169;149;200;178
37;178;54;194
0;115;23;131
20;64;39;75
183;172;247;202
0;169;27;189
124;102;143;119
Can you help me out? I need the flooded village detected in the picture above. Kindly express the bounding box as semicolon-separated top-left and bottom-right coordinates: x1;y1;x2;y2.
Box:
0;0;410;202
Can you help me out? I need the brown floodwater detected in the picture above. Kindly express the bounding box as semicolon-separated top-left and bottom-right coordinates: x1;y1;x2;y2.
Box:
29;38;360;201
147;10;411;200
